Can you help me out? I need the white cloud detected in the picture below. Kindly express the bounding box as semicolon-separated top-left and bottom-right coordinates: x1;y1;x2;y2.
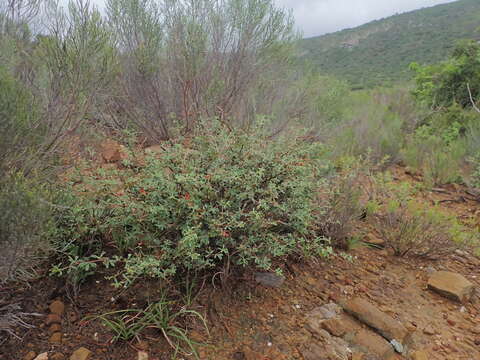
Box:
275;0;458;37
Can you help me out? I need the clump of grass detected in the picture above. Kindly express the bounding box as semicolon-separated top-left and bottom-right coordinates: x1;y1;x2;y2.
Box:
90;294;208;358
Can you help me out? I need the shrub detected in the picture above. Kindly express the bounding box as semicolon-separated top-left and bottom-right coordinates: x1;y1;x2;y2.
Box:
106;0;298;140
51;121;332;288
402;124;466;186
0;173;52;282
316;166;364;249
0;67;41;172
372;180;471;258
327;86;418;163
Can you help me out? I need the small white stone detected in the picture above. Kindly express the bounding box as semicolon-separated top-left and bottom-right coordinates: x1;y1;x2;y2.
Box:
33;353;48;360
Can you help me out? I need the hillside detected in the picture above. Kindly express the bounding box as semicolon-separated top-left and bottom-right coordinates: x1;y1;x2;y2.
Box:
301;0;480;88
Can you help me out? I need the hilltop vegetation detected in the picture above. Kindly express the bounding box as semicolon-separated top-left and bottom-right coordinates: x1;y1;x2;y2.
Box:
301;0;480;88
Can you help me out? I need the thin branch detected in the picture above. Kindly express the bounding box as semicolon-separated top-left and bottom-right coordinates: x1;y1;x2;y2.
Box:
467;83;480;113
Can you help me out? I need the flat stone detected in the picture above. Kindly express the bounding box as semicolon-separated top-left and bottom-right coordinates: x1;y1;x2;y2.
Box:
51;354;65;360
24;351;37;360
49;300;65;316
350;329;395;359
410;350;429;360
70;347;92;360
33;354;48;360
322;318;347;337
343;298;410;346
49;332;62;343
254;272;284;288
427;271;474;303
45;313;62;325
302;338;351;360
308;303;342;320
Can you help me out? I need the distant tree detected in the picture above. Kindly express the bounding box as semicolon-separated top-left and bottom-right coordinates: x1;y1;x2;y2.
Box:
410;39;480;109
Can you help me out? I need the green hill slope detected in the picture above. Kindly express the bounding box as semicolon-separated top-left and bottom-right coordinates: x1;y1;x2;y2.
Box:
301;0;480;88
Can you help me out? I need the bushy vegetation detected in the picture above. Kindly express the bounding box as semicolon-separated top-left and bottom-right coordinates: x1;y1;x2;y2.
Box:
369;179;473;258
2;0;480;352
301;0;480;88
51;122;333;288
411;40;480;109
0;173;53;283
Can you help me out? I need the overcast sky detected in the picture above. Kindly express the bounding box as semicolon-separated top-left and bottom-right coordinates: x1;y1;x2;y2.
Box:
275;0;458;37
86;0;458;38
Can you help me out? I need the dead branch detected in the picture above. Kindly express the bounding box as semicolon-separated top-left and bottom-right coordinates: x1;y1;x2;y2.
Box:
467;83;480;113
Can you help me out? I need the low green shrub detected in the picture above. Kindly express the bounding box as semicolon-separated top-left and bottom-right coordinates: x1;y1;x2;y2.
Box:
402;125;466;186
317;166;364;249
0;173;53;282
51;121;333;288
372;180;474;258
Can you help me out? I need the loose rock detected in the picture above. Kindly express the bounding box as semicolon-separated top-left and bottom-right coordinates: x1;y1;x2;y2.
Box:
254;272;284;288
49;301;65;316
343;297;410;346
322;318;347;337
23;351;37;360
138;351;148;360
70;348;92;360
33;354;48;360
349;329;395;359
427;271;474;303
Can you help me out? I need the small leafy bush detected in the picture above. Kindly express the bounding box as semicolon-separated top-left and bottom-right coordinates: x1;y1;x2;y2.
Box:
51;121;332;287
0;173;52;282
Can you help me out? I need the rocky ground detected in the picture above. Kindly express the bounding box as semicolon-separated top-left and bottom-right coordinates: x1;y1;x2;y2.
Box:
2;159;480;360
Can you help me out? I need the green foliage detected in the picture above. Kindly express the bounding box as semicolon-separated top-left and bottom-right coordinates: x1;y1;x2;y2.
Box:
90;294;208;358
326;86;418;163
0;173;53;282
402;124;466;186
51;121;332;288
0;67;41;170
371;179;474;258
411;40;480;109
317;166;363;249
301;0;480;88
